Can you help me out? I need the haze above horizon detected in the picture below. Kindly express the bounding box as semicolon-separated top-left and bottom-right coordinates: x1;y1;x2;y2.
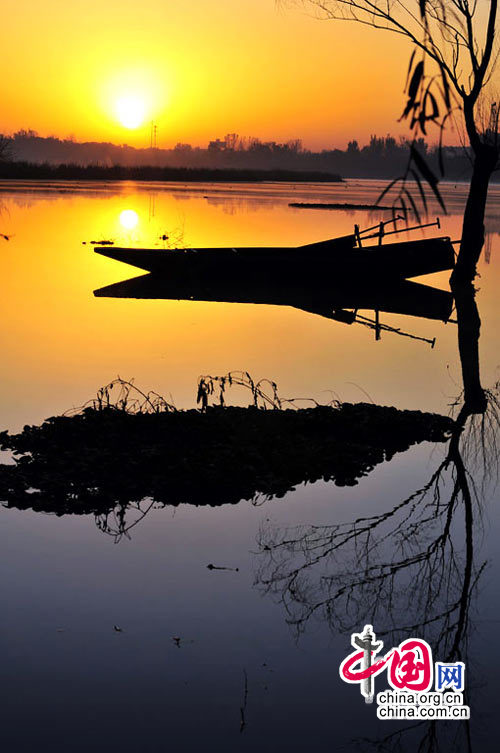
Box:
2;0;436;151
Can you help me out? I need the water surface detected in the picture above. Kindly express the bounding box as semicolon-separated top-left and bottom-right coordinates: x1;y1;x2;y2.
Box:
1;179;499;752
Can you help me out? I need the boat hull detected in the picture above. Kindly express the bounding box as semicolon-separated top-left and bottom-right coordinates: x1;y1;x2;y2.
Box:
94;236;455;282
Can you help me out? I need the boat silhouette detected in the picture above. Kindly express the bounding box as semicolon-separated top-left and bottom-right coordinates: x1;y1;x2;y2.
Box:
94;273;453;325
94;233;455;282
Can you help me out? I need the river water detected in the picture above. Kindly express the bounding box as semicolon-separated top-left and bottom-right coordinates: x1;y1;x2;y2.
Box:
0;179;499;752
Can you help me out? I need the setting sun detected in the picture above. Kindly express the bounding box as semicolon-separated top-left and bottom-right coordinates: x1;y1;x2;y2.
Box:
119;209;139;229
115;95;146;129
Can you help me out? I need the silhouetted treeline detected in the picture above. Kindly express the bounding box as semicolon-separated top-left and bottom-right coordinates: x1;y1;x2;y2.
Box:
0;161;341;183
0;130;491;181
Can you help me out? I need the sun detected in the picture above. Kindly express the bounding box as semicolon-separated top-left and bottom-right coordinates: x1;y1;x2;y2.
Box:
115;95;146;129
120;209;139;230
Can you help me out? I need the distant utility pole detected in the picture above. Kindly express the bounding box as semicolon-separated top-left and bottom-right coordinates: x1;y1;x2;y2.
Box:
150;121;158;149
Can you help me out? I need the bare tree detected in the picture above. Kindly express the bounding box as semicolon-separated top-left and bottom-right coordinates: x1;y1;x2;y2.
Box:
283;2;498;416
289;1;499;283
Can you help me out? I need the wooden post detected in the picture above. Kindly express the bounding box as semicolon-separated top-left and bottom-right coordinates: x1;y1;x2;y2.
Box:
354;224;362;248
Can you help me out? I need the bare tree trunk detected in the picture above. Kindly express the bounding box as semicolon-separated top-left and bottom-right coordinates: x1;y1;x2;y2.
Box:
452;146;498;285
449;143;497;414
452;281;487;414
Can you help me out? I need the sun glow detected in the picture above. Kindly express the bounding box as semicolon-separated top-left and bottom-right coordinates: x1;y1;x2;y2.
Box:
119;209;139;229
99;66;168;142
115;95;147;129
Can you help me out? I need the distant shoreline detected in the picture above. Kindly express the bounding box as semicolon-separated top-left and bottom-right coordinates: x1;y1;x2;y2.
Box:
0;161;343;183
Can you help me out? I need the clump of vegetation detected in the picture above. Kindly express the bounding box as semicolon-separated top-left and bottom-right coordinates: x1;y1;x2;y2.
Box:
0;375;454;515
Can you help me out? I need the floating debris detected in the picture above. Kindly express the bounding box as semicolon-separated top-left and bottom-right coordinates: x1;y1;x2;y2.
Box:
206;563;239;572
289;202;394;210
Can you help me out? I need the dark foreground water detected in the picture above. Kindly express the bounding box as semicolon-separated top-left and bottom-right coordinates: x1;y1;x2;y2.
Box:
0;179;499;752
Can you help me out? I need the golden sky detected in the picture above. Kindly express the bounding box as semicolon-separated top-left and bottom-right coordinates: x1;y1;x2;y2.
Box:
2;0;423;149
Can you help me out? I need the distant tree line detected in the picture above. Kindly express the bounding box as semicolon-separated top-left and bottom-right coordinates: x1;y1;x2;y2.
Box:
0;161;341;183
0;129;490;181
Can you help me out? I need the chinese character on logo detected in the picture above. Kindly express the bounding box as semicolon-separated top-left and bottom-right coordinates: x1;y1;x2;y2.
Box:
389;639;433;692
340;627;434;702
435;662;465;692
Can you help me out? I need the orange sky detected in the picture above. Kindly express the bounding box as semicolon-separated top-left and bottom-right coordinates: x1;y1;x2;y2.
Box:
2;0;436;149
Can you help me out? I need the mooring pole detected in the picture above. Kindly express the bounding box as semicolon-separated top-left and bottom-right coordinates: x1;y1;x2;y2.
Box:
375;309;381;341
378;221;384;245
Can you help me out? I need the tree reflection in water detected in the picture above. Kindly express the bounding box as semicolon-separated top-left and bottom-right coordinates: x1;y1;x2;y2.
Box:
255;282;498;752
255;402;496;646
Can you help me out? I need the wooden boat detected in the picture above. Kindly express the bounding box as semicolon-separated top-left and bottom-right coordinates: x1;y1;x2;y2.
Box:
94;273;453;324
94;234;455;282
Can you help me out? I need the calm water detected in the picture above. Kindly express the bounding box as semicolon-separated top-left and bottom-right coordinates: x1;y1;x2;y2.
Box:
1;179;499;752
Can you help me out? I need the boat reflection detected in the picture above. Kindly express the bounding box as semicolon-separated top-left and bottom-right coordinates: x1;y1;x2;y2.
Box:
94;272;453;343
